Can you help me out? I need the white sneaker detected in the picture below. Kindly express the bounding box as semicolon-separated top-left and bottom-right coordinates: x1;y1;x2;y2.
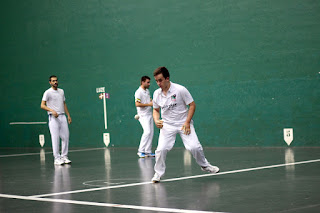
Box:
201;165;220;173
145;153;155;157
137;152;146;158
54;158;64;165
151;173;161;183
62;156;72;164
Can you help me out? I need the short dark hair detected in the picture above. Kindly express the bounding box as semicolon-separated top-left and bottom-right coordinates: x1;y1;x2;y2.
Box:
153;67;170;79
49;75;57;81
141;76;150;84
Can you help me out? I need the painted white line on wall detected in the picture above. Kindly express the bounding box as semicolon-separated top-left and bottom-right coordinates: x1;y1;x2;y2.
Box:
103;93;107;129
31;158;320;198
0;193;224;213
9;122;47;125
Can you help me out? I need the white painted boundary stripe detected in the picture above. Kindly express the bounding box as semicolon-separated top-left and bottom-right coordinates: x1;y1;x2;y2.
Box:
31;181;152;198
9;122;47;125
31;158;320;198
0;193;224;213
162;159;320;182
0;153;47;158
0;148;105;158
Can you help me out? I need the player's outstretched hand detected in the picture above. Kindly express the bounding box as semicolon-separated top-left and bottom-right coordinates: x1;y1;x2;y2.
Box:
68;116;72;124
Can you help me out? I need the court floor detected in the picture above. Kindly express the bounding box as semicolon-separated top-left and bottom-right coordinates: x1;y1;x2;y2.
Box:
0;147;319;213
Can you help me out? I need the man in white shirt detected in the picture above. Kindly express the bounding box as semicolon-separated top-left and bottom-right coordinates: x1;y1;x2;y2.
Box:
41;75;72;165
151;67;219;183
135;76;155;158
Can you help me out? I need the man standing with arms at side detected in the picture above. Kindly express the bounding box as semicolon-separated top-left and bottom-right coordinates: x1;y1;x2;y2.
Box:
41;75;72;165
151;67;219;183
135;76;155;158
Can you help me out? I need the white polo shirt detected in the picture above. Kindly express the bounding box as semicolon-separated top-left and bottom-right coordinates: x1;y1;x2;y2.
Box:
153;82;194;125
135;86;152;116
42;88;66;115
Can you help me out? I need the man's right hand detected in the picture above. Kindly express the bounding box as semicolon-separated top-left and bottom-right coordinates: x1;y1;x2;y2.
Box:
52;110;59;118
155;120;164;129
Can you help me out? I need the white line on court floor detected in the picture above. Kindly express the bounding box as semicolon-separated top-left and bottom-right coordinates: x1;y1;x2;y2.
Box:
0;193;224;213
30;158;320;198
0;148;105;158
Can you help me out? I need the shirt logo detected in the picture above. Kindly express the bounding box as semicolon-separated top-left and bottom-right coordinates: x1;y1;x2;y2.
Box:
162;103;177;110
171;94;177;101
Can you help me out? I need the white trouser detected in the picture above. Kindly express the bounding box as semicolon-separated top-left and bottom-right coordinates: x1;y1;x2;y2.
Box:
138;114;154;153
154;122;210;177
48;114;69;159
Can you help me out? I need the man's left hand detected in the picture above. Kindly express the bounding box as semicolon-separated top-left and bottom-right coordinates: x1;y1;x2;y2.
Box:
181;122;191;135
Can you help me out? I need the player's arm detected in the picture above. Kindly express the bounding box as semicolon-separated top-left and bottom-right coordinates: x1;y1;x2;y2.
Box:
153;108;163;129
64;102;72;124
181;101;196;135
41;100;58;118
135;101;153;107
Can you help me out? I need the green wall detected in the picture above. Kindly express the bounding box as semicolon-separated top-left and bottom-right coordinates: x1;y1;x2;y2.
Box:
1;0;319;148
